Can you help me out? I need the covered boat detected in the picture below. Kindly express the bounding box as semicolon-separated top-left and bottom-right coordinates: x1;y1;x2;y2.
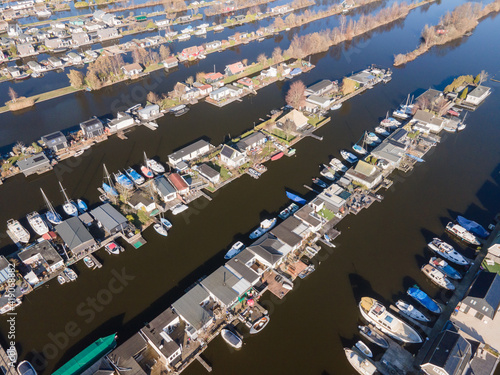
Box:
320;166;336;181
395;300;430;322
407;286;442;314
341;150;358;163
344;348;377;375
77;199;88;212
221;329;242;348
17;360;37;375
421;264;455;290
456;216;490;238
114;172;134;190
271;151;284;161
285;191;307;205
358;325;389;349
125;167;145;186
429;257;462;280
446;222;481;246
428;238;469;265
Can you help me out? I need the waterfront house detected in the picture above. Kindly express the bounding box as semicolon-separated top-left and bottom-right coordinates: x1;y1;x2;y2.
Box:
270;4;290;14
305;79;334;96
204;72;224;86
195;163;220;184
137;104;160;120
0;257;12;285
69;17;86;27
203;40;222;51
48;56;63;67
17;152;51;176
96;27;119;41
224;61;245;76
464;85;491;106
155;176;177;202
85;22;105;32
167;173;189;195
6;66;20;78
200;266;252;308
122;63;143;77
0;50;5;62
155;19;170;28
41;131;68;151
107;333;148;375
225;84;243;97
107;112;135;132
176;15;192;23
0;21;7;33
315;183;350;214
236;132;266;153
163;56;178;69
192;82;213;96
236;77;254;90
55;217;97;257
293;205;325;232
260;66;277;78
67;51;82;64
7;23;22;37
277;109;309;130
306;95;332;111
246;233;289;269
209;86;232;101
17;42;35;56
168;139;211;166
17;33;34;44
80;117;104;139
179;45;204;60
93;10;106;21
72;32;90;46
271;216;310;251
90;203;129;235
348;71;376;87
225;249;262;285
18;240;64;274
219;145;247;168
345;160;383;189
412;110;445;133
27;60;43;73
45;37;70;50
371;134;408;167
171;284;214;340
128;191;156;213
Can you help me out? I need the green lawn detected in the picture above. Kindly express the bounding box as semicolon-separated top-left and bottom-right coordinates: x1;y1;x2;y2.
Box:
482;259;500;275
307;115;324;127
220;166;232;181
318;208;336;221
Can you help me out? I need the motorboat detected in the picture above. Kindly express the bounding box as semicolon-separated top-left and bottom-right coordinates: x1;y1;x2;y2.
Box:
340;150;358;164
154;223;168;236
456;216;489;238
312;178;328;188
249;218;277;239
320;166;336;181
407;286;442;314
194;28;207;36
352;144;367;155
278;203;299;220
221;329;242;349
171;203;188;215
58;275;66;285
105;241;122;255
421;264;455;290
392;109;410;119
225;241;245;259
366;132;381;144
77;199;88;212
281;279;293;290
114;172;134;190
177;33;191;41
73;149;85;157
446;222;481;246
298;264;315;279
145;152;165;174
64;268;77;281
344;348;377;375
26;212;49;236
429;257;462;280
380;117;400;128
374;126;390;136
83;256;95;269
17;360;37;375
330;103;342;110
213;25;224;31
329;158;348;172
395;300;430;322
125;167;145;186
271;151;284;161
160;218;172;230
358;297;422;343
447;109;460;117
358;325;389;349
427;238;469;265
7;219;30;244
59;182;78;217
355;341;372;358
249;316;270;334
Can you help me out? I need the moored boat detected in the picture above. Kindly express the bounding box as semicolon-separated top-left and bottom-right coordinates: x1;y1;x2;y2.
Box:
278;203;299;220
407;286;442;314
114;172;134;190
83;256;95;269
144;152;165;174
105;241;122;255
313;178;328;188
344;348;377;375
298;264;315;279
26;212;49;236
58;275;66;285
374;126;390;136
340;150;358;163
225;241;245;259
153;223;168;236
171;203;188;215
429;257;462;280
125;167;145;186
352;144;367;155
329;158;348;172
141;165;154;178
249;218;277;239
358;297;422;343
395;300;430;322
330;103;342;110
77;199;88;212
41;188;62;225
221;328;242;348
249;316;270;334
366;132;381;144
380;117;400;128
271;151;284;161
7;219;30;244
392;109;409;119
59;181;78;217
421;264;455;290
64;267;78;281
427;238;469;265
358;325;389;349
355;340;372;358
446;222;481;246
320;166;336;181
17;360;37;375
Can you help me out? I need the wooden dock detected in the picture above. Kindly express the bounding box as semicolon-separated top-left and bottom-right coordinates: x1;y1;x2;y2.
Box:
0;343;17;375
87;254;102;269
195;356;212;372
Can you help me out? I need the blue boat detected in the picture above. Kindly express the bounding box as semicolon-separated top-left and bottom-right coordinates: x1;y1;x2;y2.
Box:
46;211;62;225
285;191;307;205
407;286;442;314
429;257;462;280
77;199;88;212
456;216;490;239
102;183;119;196
114;172;134;190
125;168;145;186
160;218;172;230
290;68;302;76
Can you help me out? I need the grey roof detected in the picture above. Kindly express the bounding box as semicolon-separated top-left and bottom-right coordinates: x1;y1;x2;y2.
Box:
371;139;406;164
294;205;322;228
0;256;12;284
90;203;128;232
225;249;260;285
137;104;159;116
18;240;63;268
306;79;332;94
80;117;103;131
55;217;96;255
349;71;375;85
17;152;50;172
270;216;304;248
468;85;490;99
42;131;67;147
306;95;330;106
129;191;155;208
197;163;219;179
236;132;266;151
172;284;213;330
140;307;181;360
463;272;500;319
247;233;285;266
467;344;499;375
107;333;147;375
421;330;471;375
155;176;176;196
388;128;408;142
200;266;244;307
220;144;238;159
168;140;210;162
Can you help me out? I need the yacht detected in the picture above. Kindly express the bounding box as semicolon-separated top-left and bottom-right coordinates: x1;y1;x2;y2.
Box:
26;212;49;236
344;348;377;375
446;222;481;246
395;300;430;322
59;182;78;217
7;219;30;244
429;257;462;280
144;152;165;174
225;241;245;259
329;158;348;172
340;150;358;163
421;264;455;290
358;297;422;343
380;117;400;128
428;238;469;265
249;218;277;239
172;203;188;215
374;126;390;136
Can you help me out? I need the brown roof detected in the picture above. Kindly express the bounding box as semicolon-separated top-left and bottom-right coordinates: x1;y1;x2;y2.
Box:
122;62;142;73
167;173;189;191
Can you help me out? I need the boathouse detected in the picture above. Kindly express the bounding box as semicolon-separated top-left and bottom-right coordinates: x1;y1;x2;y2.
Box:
464;85;491;106
167;173;189;195
305;79;334;96
163;56;178;69
55;217;96;257
195;163;220;184
345;160;383;189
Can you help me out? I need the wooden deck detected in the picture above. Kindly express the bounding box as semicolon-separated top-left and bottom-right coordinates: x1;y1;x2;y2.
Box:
261;270;292;299
0;343;16;375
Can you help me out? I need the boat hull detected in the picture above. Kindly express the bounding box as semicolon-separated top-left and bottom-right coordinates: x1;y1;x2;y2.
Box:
249;316;270;334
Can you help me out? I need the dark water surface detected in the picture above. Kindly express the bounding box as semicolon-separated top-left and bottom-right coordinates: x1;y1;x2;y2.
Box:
1;0;500;373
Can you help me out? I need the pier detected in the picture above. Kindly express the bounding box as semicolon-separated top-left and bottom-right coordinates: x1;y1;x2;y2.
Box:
195;356;212;372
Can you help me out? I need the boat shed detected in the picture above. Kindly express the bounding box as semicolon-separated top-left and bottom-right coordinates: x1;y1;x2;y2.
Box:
137;104;160;120
80;117;104;139
348;71;376;86
18;240;64;274
55;217;96;256
41;131;68;151
200;266;251;308
16;152;52;176
90;203;129;235
465;85;491;106
155;176;177;202
168;139;211;166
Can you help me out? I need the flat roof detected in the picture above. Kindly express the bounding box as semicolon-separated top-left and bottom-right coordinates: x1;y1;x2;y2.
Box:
18;240;63;267
90;203;128;232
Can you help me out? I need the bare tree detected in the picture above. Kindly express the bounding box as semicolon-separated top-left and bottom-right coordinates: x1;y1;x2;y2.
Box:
12;141;25;155
242;58;248;67
479;69;488;85
159;45;171;60
67;70;84;88
272;46;283;63
186;76;194;87
282;119;297;140
195;71;206;83
257;53;267;66
147;91;160;104
285;80;306;109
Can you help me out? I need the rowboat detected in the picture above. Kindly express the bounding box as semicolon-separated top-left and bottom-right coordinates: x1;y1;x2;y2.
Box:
249;316;270;334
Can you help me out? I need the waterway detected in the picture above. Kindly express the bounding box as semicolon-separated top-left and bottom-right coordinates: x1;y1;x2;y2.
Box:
1;0;500;373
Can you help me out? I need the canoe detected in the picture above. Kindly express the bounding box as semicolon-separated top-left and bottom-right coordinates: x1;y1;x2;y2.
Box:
249;316;270;334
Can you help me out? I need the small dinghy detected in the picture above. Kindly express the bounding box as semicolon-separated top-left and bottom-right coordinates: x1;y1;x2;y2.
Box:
358;325;389;349
83;256;95;269
77;199;88;212
57;275;66;285
249;316;270;334
355;340;372;358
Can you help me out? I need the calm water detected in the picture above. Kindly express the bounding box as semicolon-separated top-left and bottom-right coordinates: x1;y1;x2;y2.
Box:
1;0;500;373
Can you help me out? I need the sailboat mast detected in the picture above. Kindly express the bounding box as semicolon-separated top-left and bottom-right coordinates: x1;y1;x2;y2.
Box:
40;188;56;214
59;181;71;204
103;164;114;187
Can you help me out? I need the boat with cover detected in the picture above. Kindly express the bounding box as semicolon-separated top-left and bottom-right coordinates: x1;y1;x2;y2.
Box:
83;256;95;269
421;264;455;290
278;203;299;220
7;219;30;244
221;329;242;348
249;218;277;239
105;242;121;255
344;348;377;375
407;286;442;314
313;178;328;188
114;171;134;190
153;222;168;236
428;238;469;265
358;297;422;343
171;203;188;215
225;241;245;259
446;222;481;246
26;211;49;236
59;181;78;217
456;215;489;238
102;164;119;197
65;268;78;281
358;325;389;349
41;188;62;225
77;199;87;212
17;360;37;375
250;316;270;334
395;300;430;322
429;257;462;280
125;167;145;186
374;127;390;136
341;150;358;163
355;341;372;358
144;152;165;174
329;158;348;172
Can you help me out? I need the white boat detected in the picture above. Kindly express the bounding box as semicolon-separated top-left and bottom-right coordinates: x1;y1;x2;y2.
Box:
59;181;78;217
213;25;224;31
41;188;62;225
340;150;358;163
320;165;336;181
446;222;480;246
7;219;30;244
125;167;145;186
395;300;430;322
64;268;78;281
374;126;390;136
171;203;188;215
428;238;469;265
83;256;95;269
198;54;206;59
366;132;381;144
153;223;168;236
421;264;455;290
457;123;466;131
392;109;410;119
344;348;377;375
358;325;389;349
221;329;242;349
194;28;206;36
330;103;342;110
105;241;122;255
281;279;293;290
57;275;66;285
26;212;49;236
17;360;37;375
359;297;422;343
380;117;400;128
36;9;51;17
249;316;270;334
355;341;372;358
225;241;245;259
249;218;277;239
352;144;367;155
198;23;210;29
329;158;348;172
177;34;191;41
145;152;165;174
429;257;462;280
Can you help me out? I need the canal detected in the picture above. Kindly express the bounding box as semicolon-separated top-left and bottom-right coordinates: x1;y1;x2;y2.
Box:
0;0;500;373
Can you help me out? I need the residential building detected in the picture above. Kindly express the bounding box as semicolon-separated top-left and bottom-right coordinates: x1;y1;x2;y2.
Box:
219;145;247;168
96;27;119;41
107;112;135;132
90;203;129;235
72;32;90;46
41;131;68;151
45;37;71;50
260;66;277;78
17;43;35;56
371;130;408;167
236;132;266;153
293;204;325;232
80;117;104;139
17;152;51;176
204;72;224;86
155;176;177;202
306;95;332;111
7;23;22;37
18;240;64;274
348;71;376;86
107;333;148;375
27;60;43;73
163;56;178;69
168;139;211;165
224;61;245;76
67;51;82;63
271;216;309;251
55;217;96;257
200;266;251;308
225;249;261;286
236;77;254;90
47;56;63;67
6;66;20;78
412;110;446;133
345;160;383;189
128;191;156;213
167;173;189;195
196;163;220;184
314;183;350;214
203;40;222;50
209;86;233;101
192;82;213;96
122;63;143;76
465;85;491;106
277;109;309;131
246;233;290;269
137;104;160;120
305;79;334;96
180;45;204;60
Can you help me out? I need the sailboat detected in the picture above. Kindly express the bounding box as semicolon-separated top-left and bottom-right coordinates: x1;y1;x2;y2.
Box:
59;182;78;217
102;164;119;197
125;167;145;186
144;152;165;174
41;188;62;225
400;94;414;114
114;171;134;190
366;132;381;145
352;133;368;155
